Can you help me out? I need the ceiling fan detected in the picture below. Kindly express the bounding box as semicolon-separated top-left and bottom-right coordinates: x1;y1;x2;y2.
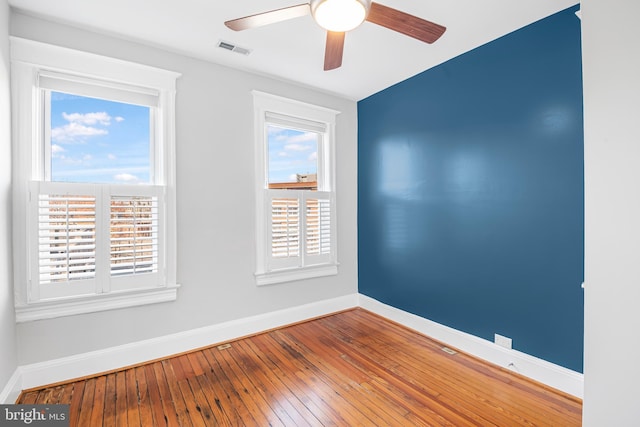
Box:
225;0;446;71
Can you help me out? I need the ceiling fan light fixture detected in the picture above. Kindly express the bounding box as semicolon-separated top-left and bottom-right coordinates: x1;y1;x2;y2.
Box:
310;0;371;32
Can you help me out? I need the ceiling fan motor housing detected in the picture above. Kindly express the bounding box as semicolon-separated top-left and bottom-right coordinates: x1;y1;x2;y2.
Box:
310;0;372;32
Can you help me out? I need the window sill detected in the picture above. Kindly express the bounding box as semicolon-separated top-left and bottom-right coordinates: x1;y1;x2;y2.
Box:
15;284;180;323
255;264;338;286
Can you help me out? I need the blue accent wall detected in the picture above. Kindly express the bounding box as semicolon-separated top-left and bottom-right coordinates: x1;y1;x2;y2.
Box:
358;5;584;372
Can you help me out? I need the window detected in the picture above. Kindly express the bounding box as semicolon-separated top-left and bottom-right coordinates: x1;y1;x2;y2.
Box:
11;37;180;321
253;91;339;285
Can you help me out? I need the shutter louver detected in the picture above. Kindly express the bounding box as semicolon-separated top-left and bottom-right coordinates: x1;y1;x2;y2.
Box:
38;193;96;284
306;198;332;256
110;195;159;276
271;197;300;258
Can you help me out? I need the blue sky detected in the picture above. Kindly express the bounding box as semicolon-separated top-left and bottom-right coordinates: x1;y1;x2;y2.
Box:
267;125;318;184
50;91;151;184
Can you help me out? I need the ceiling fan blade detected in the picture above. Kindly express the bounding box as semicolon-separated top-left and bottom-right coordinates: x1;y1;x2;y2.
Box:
366;2;446;44
225;3;310;31
324;31;345;71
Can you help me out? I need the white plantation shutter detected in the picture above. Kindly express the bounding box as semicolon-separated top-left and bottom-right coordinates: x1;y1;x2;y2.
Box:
305;193;333;263
110;195;159;277
108;185;164;291
30;182;99;300
38;193;97;283
266;190;335;271
268;192;301;270
29;182;164;301
271;197;300;260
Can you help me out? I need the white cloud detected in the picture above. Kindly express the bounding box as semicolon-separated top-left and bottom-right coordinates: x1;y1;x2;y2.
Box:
51;122;108;143
308;152;318;162
108;154;117;160
288;173;298;181
287;132;317;143
62;111;112;126
52;111;122;143
114;173;139;183
51;144;65;156
54;154;92;166
284;143;313;152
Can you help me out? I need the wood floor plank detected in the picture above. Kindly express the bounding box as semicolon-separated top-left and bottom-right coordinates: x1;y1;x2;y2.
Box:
159;359;193;427
114;371;127;427
247;333;345;425
200;346;258;425
142;364;168;427
225;341;310;426
185;352;233;426
76;377;96;426
47;385;66;405
103;373;117;427
89;375;107;427
284;322;478;426
234;339;320;426
269;328;393;426
208;344;283;426
134;366;154;427
148;362;181;426
18;391;38;404
16;308;582;426
278;324;419;426
324;320;510;425
34;387;51;404
68;382;86;427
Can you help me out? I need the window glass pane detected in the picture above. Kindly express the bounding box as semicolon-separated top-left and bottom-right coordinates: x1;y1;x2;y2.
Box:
267;124;318;190
49;91;151;184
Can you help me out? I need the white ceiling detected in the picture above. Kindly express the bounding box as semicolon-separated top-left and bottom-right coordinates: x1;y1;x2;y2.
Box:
8;0;578;101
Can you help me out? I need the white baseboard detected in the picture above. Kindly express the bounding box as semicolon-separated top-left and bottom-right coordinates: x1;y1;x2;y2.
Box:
358;294;584;399
0;369;23;404
18;293;359;391
3;292;583;400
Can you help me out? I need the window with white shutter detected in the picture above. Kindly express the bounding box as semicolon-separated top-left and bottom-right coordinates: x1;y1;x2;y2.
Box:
12;38;179;321
253;91;339;285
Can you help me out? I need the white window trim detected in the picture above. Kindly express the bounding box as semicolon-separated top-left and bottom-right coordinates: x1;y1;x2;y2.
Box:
10;37;181;322
252;91;340;286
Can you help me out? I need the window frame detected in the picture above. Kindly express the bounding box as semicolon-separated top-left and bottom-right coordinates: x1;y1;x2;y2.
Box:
252;91;339;286
11;37;180;322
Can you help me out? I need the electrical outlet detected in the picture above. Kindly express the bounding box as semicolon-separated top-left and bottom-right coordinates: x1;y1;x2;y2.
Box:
494;333;512;349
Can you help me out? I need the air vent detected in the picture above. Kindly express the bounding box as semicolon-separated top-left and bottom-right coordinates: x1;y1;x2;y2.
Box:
217;40;252;56
441;347;457;355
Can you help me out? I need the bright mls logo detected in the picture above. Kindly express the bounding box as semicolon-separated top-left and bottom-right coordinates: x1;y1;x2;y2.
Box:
0;405;69;426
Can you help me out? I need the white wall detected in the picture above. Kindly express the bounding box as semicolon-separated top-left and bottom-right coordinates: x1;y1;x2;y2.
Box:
0;0;17;392
10;11;358;365
582;0;640;424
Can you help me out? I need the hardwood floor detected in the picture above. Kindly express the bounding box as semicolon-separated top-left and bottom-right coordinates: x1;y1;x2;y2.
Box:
17;308;582;426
